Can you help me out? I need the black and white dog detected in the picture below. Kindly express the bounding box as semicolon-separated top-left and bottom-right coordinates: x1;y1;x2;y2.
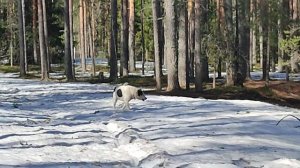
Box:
113;83;147;110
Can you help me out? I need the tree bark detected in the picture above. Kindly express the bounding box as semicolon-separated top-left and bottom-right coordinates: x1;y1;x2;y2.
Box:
178;0;188;89
141;0;146;75
194;0;203;91
79;0;86;72
32;0;38;64
38;0;49;80
42;0;50;71
224;0;236;86
64;0;74;81
238;0;250;80
22;0;27;72
188;0;195;83
18;0;26;77
128;0;135;72
152;0;162;91
109;0;118;80
250;0;257;71
121;0;129;76
69;0;75;77
164;0;179;91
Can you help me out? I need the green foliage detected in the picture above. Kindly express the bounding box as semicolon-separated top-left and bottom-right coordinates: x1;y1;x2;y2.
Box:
135;0;154;61
280;34;300;55
0;65;19;73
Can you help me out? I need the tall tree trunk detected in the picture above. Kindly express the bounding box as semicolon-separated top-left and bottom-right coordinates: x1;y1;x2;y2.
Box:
91;0;96;76
178;0;188;89
22;0;27;71
188;0;195;83
109;0;118;80
194;0;203;91
277;0;284;72
128;0;135;72
239;0;250;80
201;0;209;82
259;0;267;80
259;16;263;70
42;0;50;71
69;0;75;77
38;0;49;80
217;0;225;78
152;0;162;91
250;0;257;71
141;0;146;75
290;0;300;72
18;0;26;77
32;0;38;64
9;1;15;67
121;0;129;76
83;0;88;67
224;0;236;86
164;0;179;91
79;0;86;72
64;0;74;81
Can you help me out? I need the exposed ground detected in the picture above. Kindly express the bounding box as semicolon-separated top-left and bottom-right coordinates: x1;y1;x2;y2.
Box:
147;80;300;109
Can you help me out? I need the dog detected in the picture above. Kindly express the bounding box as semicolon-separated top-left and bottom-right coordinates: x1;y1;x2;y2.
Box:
113;83;147;110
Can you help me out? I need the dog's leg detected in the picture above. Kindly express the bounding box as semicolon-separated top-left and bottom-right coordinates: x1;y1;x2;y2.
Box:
124;100;130;110
113;93;117;109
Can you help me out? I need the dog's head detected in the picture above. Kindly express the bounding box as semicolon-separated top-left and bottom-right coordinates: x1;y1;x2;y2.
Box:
137;89;147;101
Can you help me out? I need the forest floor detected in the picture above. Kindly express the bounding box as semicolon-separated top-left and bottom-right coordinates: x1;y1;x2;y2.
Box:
147;80;300;109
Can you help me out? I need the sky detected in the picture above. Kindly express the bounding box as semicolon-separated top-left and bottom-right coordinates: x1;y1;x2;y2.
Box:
0;72;300;168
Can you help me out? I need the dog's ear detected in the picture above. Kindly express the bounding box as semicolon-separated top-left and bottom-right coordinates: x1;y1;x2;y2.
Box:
113;87;117;92
137;89;143;96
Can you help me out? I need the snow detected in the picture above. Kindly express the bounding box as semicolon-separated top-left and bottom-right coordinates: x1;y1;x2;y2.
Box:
1;73;300;168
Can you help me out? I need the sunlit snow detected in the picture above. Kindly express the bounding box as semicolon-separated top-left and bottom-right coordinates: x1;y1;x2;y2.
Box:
0;73;300;168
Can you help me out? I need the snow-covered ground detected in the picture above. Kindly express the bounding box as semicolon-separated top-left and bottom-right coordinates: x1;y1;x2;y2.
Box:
1;73;300;168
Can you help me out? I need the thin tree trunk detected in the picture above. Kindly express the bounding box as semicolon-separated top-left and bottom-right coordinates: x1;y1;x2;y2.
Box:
64;0;74;81
141;0;146;75
217;0;224;78
277;9;284;72
201;0;209;82
128;0;135;72
22;0;27;72
109;0;118;80
83;0;88;67
42;0;50;71
9;1;15;67
121;0;129;76
188;0;195;82
32;0;38;64
69;0;75;77
18;0;26;77
259;0;267;80
250;0;257;68
91;0;96;76
152;0;162;91
79;0;86;72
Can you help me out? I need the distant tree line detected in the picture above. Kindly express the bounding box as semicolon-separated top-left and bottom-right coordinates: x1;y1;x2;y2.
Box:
0;0;299;91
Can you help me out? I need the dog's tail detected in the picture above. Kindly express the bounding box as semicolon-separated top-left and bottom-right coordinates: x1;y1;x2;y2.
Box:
123;82;129;86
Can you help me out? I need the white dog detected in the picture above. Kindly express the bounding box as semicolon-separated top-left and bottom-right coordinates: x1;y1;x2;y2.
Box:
113;83;147;110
